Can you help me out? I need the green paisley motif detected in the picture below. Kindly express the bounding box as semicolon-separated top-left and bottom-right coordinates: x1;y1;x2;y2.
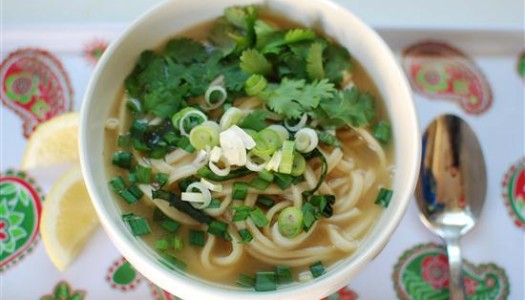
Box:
0;199;27;256
40;281;85;300
416;64;450;93
5;72;39;104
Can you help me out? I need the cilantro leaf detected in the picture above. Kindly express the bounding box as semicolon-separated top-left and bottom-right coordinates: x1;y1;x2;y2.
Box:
240;49;272;75
317;87;376;128
224;6;256;30
284;28;316;43
262;79;335;119
221;64;249;92
164;38;207;64
306;42;325;80
323;44;353;85
238;109;268;131
208;18;239;56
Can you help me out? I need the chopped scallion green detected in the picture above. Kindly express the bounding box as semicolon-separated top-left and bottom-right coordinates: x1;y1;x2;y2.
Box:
375;187;393;208
274;173;294;190
208;220;228;237
250;207;269;228
135;165;152;184
173;236;184;251
155;239;169;250
109;176;126;193
238;228;253;243
161;219;181;233
154;173;169;187
309;261;325;278
207;198;221;209
189;230;206;247
122;213;151;236
118;134;130;147
256;196;275;208
232;206;252;222
232;182;250;200
258;170;274;182
302;202;317;231
177;136;195;153
276;265;293;284
250;177;272;191
255;271;277;291
237;273;256;288
112;151;133;169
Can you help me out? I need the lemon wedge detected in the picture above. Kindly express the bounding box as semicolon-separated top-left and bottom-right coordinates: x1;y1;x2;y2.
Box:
40;165;99;271
21;112;80;171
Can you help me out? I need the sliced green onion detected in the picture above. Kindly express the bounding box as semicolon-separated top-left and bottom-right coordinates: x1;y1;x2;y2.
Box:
154;173;169;187
309;261;325;278
117;184;143;205
189;230;206;247
250;177;272;191
253;129;282;159
149;147;167;159
184;182;212;209
177;136;195;153
290;152;306;176
160;252;187;271
122;213;151;236
118;134;130;148
109;176;126;193
284;113;307;132
276;265;293;284
161;219;181;233
135;165;152;184
257;196;275;208
250;207;269;228
131;139;151;152
178;177;198;191
294;128;318;153
278;141;295;174
373;121;391;143
256;171;272;183
207;198;221;209
264;150;282;172
172;107;207;136
238;228;253;243
163;131;179;145
237;273;256;288
130;119;148;136
301;202;317;231
245;152;268;172
255;271;277;291
232;206;252;222
189;121;220;150
220;107;243;130
244;74;268;96
232;182;250;200
112;151;133;169
208;220;228;237
267;125;289;143
204;85;227;110
375;187;393;208
173;236;184;251
155;239;169;251
278;207;303;238
273;173;294;190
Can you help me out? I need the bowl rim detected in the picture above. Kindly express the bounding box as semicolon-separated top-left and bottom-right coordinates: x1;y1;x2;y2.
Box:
79;0;421;299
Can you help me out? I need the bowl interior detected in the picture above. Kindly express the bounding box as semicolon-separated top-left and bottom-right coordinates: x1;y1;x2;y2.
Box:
80;0;420;299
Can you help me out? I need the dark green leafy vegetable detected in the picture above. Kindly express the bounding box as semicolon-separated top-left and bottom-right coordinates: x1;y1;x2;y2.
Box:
152;190;212;224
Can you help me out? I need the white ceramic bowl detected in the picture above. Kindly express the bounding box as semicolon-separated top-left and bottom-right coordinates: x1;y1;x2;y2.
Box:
80;0;420;299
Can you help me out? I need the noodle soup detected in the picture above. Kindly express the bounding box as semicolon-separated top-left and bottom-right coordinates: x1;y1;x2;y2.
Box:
105;6;394;290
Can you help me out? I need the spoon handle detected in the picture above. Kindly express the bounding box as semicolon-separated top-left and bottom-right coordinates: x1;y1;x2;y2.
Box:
444;235;466;300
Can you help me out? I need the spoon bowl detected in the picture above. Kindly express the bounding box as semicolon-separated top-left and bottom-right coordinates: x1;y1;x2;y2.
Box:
416;114;487;300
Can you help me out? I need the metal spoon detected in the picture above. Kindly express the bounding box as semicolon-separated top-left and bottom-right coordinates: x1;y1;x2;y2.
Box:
415;114;486;300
